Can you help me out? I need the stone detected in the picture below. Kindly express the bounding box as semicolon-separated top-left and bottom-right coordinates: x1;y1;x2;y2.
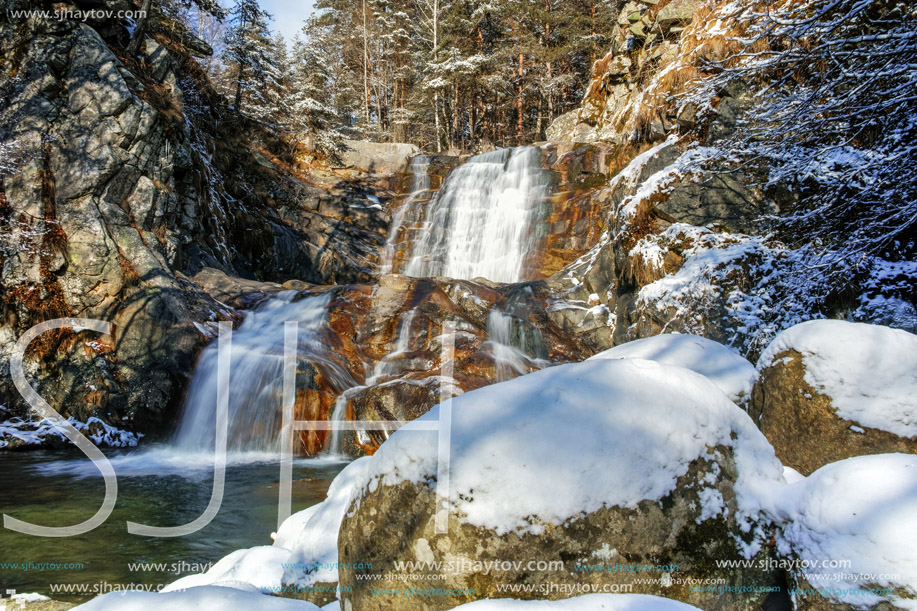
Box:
750;348;917;476
338;140;420;174
337;359;788;611
656;0;702;30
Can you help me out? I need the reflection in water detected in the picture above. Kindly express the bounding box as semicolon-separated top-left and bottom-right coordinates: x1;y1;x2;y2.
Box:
0;448;344;601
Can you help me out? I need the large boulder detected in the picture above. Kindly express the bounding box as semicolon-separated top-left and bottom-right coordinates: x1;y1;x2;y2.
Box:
588;333;756;404
339;140;420;175
337;359;788;611
750;320;917;475
773;453;917;610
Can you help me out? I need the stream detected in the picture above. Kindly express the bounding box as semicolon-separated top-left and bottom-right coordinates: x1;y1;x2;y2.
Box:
0;449;345;601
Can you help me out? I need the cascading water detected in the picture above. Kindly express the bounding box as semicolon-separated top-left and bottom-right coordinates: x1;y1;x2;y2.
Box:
173;292;356;455
380;156;431;275
485;310;549;382
368;308;418;384
403;146;550;283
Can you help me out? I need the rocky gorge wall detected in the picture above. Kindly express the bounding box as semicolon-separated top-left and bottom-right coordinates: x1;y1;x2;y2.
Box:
0;1;396;439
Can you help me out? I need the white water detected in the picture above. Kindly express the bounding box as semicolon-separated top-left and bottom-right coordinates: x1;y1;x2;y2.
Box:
165;149;550;458
368;308;418;384
380;156;431;275
486;310;549;382
403;146;549;283
172;292;356;455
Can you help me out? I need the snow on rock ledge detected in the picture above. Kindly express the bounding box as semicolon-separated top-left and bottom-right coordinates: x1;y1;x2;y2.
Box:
337;358;787;611
588;333;756;402
751;320;917;474
774;453;917;611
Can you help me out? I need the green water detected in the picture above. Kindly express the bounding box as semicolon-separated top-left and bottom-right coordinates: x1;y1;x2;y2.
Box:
0;447;345;602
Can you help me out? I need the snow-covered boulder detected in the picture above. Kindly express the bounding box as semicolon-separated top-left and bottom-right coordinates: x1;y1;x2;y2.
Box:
588;333;756;403
750;320;917;475
448;594;703;610
774;453;917;611
337;359;788;611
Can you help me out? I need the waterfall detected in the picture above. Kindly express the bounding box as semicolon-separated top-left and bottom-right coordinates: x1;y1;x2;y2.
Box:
380;156;432;275
368;308;418;384
403;146;549;283
172;292;356;454
486;310;549;382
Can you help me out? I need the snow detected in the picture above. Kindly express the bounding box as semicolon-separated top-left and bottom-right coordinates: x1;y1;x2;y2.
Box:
616;145;721;224
12;593;50;602
448;594;703;610
279;457;372;587
774;453;917;610
164;546;289;593
351;358;785;538
588;334;757;402
758;320;917;438
0;416;142;449
608;136;679;192
73;585;319;610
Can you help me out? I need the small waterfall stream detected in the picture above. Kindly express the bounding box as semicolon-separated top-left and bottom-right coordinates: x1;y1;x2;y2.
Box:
402;146;550;283
380;156;432;275
486;310;549;382
173;292;356;455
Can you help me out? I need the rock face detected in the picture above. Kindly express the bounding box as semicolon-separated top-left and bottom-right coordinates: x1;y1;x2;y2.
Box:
0;4;392;438
749;320;917;475
548;0;705;144
337;359;788;611
313;274;586;456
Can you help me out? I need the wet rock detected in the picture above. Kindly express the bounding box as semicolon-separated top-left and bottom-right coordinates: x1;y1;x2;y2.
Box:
193;267;285;309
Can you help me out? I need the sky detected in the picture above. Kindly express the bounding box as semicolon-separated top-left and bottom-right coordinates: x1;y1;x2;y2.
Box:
260;0;316;43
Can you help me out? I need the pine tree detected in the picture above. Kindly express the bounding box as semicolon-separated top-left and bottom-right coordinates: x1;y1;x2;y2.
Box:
127;0;226;56
223;0;281;119
288;21;347;159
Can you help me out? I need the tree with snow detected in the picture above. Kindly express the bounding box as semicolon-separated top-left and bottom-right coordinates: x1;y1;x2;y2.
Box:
681;0;916;307
223;0;282;119
288;21;347;160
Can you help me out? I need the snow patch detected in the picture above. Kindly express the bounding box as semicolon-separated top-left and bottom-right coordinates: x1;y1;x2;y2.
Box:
448;594;703;610
73;585;319;610
0;416;142;449
774;453;917;609
588;334;757;402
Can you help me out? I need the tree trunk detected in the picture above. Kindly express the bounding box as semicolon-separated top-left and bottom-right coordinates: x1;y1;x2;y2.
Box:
517;52;524;142
126;0;154;57
432;0;441;152
362;0;371;131
234;66;244;115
